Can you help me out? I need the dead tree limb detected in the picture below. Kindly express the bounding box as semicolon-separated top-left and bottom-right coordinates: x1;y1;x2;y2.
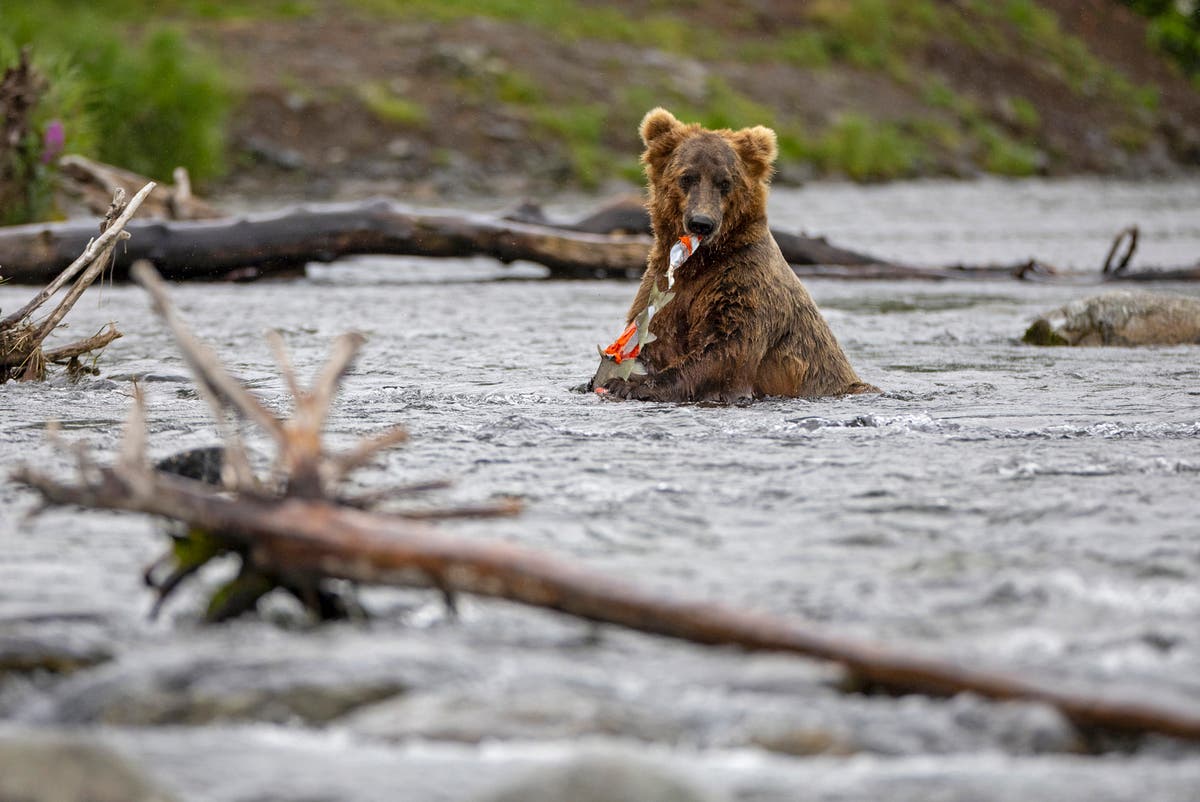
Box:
14;437;1200;741
58;155;223;220
0;203;1042;284
1;196;1193;284
11;264;1200;742
1102;225;1139;275
0;183;154;381
0;201;654;283
503;196;893;268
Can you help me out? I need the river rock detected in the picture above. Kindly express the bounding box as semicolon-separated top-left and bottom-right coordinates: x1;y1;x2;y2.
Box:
346;683;694;744
0;731;179;802
1023;290;1200;346
472;753;724;802
0;632;112;676
20;640;422;726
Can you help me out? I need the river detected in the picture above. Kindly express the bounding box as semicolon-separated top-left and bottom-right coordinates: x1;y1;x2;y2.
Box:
2;177;1199;800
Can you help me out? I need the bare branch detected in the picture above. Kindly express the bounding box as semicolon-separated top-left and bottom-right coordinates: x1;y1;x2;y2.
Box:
305;332;365;430
31;239;120;343
0;182;155;329
131;261;286;445
325;425;409;486
265;330;302;402
386;498;524;520
42;324;123;363
118;383;147;475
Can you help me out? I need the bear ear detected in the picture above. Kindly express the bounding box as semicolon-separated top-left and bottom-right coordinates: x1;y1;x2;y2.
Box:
640;107;682;147
731;125;778;181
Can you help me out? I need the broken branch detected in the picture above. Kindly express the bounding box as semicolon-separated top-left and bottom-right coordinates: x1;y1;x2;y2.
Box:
13;460;1200;742
0;183;153;382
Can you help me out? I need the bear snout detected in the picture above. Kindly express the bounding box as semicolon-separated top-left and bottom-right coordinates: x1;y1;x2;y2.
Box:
685;213;716;237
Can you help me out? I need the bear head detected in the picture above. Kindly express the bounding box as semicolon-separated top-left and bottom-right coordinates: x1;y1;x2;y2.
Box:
639;107;778;248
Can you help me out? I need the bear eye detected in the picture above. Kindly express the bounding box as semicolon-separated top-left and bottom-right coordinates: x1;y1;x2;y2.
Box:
679;173;697;191
717;178;733;194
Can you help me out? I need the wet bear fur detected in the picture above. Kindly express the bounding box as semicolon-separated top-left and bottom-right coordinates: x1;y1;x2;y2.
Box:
596;107;877;402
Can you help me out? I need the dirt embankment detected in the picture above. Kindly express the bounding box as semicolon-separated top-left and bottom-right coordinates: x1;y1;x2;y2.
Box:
194;1;1200;203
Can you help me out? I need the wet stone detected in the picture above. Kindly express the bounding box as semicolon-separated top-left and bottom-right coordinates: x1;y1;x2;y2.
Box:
1024;290;1200;346
473;753;725;802
15;638;432;726
0;632;113;676
345;684;698;745
0;730;179;802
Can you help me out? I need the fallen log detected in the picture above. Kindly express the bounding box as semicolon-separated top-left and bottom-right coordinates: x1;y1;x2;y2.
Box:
503;195;892;267
12;262;1200;743
0;197;1194;285
0;200;653;283
0;202;1039;284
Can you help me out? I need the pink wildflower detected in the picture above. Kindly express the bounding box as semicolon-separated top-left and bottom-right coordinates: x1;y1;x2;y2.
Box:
41;120;65;164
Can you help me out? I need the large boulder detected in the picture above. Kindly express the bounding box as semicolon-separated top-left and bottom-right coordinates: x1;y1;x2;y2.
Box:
1024;290;1200;346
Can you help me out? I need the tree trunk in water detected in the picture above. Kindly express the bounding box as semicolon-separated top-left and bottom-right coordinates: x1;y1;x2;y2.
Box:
1;197;1194;285
0;200;653;283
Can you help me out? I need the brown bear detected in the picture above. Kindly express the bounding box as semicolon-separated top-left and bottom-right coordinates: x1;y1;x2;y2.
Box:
592;107;877;402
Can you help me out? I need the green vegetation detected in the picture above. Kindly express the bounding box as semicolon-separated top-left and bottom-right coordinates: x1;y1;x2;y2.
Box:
0;44;95;223
89;28;231;183
976;124;1043;176
0;0;1194;212
969;0;1160;115
1007;96;1041;133
357;82;429;127
530;105;612;189
793;114;926;181
3;3;232;193
1119;0;1200;79
679;77;779;133
807;0;941;72
349;0;713;53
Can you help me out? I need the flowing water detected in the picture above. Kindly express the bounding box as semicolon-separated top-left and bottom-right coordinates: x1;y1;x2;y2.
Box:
2;178;1200;800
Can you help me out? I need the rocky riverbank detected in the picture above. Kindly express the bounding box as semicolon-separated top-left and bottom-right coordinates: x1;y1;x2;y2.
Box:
181;0;1200;202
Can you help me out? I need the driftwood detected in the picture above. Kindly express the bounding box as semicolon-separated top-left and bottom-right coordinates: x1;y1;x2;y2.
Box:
504;195;892;268
0;197;1193;285
0;200;653;283
0;183;154;381
12;263;1200;743
59;155;222;221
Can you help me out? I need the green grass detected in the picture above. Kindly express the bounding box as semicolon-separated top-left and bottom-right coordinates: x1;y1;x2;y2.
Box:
349;0;712;53
807;0;942;71
529;104;612;189
357;82;429;127
88;28;232;182
973;122;1043;176
3;4;234;190
740;30;833;69
0;0;1186;204
1118;0;1200;78
788;113;926;181
1007;96;1041;132
1;46;102;223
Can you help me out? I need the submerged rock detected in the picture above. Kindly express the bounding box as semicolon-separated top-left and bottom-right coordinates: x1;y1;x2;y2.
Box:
0;632;112;676
1024;290;1200;346
473;753;724;802
0;732;178;802
20;644;417;726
